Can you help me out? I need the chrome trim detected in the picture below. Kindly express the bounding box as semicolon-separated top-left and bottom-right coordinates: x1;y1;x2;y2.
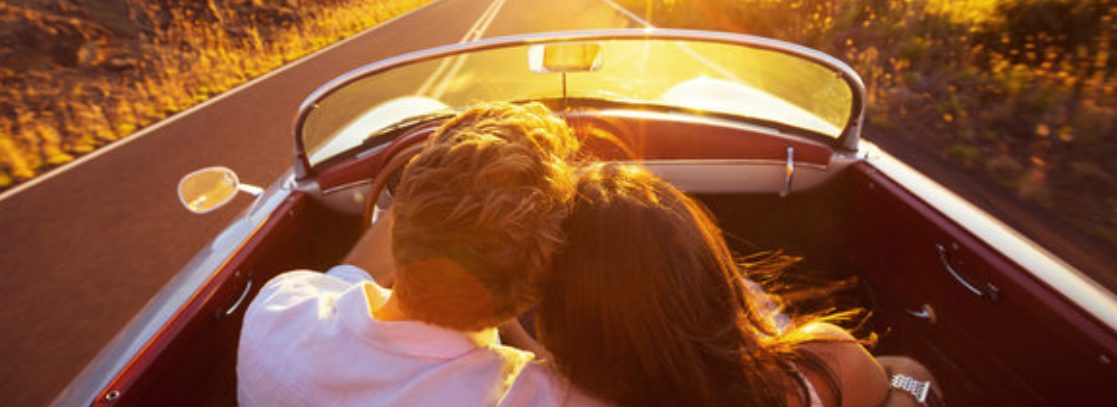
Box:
103;390;120;401
635;158;828;171
861;141;1117;332
781;147;795;198
321;179;373;196
52;172;296;406
293;28;867;177
294;176;372;216
355;141;393;160
633;158;839;195
936;243;986;298
905;304;937;323
222;280;253;317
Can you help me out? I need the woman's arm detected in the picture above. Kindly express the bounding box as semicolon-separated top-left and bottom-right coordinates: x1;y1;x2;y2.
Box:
798;323;890;407
797;324;942;407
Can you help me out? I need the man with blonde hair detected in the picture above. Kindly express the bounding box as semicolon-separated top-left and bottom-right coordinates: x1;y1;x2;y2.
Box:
237;102;595;406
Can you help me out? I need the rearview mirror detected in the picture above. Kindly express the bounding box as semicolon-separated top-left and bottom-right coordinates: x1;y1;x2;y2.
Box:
528;42;603;73
177;167;243;214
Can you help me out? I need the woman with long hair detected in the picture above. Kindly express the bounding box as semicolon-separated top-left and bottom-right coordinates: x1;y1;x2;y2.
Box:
522;163;939;407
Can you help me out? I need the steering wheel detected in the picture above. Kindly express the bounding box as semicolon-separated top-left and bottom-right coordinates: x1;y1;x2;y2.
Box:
360;132;433;229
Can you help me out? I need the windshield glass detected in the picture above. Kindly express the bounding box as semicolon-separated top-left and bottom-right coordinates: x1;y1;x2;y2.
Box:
301;37;855;167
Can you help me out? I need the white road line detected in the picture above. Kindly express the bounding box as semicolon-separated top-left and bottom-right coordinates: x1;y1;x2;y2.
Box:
0;0;448;203
428;51;472;99
674;42;746;83
428;0;505;99
598;0;744;83
416;0;506;97
597;0;654;28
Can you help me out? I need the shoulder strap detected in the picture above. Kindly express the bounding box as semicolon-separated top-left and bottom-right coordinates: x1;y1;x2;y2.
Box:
796;350;843;407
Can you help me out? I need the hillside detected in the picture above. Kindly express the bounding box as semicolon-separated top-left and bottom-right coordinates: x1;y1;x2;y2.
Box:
0;0;428;189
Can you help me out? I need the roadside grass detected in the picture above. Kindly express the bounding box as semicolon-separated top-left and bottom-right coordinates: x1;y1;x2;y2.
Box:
619;0;1117;246
0;0;429;189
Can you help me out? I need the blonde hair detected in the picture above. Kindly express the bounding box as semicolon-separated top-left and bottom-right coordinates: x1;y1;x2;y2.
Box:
391;102;578;331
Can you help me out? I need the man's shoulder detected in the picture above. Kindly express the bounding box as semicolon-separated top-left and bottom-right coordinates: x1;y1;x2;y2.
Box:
260;266;369;295
248;266;374;311
240;269;364;356
237;269;369;404
250;267;372;321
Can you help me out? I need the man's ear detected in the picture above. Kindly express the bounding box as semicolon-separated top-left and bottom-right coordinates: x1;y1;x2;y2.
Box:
394;256;497;332
345;207;397;287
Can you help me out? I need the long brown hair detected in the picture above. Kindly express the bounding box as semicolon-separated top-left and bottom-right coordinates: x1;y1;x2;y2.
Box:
537;163;841;406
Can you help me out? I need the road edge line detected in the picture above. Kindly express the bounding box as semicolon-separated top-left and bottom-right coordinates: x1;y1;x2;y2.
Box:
597;0;653;28
416;0;503;95
428;0;507;98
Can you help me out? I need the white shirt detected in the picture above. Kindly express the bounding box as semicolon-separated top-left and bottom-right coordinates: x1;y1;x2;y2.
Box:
237;265;602;407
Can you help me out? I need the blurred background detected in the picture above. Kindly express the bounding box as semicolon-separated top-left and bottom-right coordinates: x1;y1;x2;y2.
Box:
2;0;1115;274
616;0;1117;283
4;1;1114;257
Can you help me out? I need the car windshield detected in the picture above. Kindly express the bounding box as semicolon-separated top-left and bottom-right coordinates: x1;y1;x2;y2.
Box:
300;34;857;168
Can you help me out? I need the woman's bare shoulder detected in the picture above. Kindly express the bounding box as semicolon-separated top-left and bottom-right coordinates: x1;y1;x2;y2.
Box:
797;323;890;407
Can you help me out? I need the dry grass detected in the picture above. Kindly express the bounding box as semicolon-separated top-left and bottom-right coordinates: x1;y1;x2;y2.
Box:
0;0;429;189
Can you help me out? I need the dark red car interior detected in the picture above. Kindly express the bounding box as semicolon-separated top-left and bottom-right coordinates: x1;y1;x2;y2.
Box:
94;111;1117;406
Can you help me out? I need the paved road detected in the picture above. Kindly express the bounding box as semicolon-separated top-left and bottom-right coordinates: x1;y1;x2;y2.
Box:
0;0;641;404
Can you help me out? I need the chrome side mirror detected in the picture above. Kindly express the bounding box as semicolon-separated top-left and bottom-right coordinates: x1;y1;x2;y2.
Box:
177;166;262;214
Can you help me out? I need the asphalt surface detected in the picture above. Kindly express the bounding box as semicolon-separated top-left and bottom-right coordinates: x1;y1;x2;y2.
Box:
0;0;641;405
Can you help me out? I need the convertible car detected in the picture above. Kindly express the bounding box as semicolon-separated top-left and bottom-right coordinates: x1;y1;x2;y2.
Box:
55;29;1117;406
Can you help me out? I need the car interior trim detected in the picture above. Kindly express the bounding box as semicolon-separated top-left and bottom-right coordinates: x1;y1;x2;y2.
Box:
860;141;1117;332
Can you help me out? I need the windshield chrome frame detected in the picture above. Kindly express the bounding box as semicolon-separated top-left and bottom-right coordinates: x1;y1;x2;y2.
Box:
292;28;867;179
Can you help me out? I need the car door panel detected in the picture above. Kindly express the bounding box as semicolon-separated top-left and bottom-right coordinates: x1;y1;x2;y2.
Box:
847;162;1117;405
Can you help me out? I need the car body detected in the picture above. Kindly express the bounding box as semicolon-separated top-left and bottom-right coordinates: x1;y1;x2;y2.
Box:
56;28;1117;406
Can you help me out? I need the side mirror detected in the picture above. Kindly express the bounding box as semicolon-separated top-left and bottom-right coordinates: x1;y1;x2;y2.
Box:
177;166;260;214
528;42;603;73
